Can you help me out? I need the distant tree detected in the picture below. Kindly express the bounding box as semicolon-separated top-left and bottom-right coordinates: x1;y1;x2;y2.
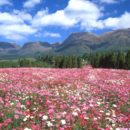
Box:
18;58;32;67
62;56;68;68
110;53;117;68
117;52;125;69
77;57;82;68
90;54;96;67
55;56;61;68
126;50;130;69
67;56;73;68
95;53;100;68
72;56;77;68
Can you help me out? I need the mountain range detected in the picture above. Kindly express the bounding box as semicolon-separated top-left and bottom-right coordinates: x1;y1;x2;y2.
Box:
0;28;130;59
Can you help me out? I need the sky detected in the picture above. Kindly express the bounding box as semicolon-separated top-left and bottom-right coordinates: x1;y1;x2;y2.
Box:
0;0;130;45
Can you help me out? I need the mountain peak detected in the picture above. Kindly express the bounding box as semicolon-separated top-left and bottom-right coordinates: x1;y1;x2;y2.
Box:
22;41;51;48
0;42;20;49
0;28;130;59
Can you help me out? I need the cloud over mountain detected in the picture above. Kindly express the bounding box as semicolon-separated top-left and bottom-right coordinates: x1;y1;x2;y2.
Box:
0;0;129;42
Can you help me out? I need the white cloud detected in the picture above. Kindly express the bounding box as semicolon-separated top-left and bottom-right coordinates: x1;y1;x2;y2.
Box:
0;10;32;25
32;9;76;28
13;10;32;21
43;32;61;38
0;12;23;24
23;0;41;8
103;12;130;29
0;0;11;6
0;24;36;40
32;0;102;30
99;0;117;4
32;0;130;31
0;0;130;41
65;0;102;30
0;11;36;40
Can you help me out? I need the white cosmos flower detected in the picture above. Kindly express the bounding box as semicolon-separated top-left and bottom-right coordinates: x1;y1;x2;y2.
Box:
97;102;101;105
100;110;104;113
72;111;78;116
10;102;14;106
33;108;36;110
61;119;66;125
26;115;30;118
113;104;117;107
24;128;32;130
21;105;26;109
42;115;48;121
112;123;116;127
47;121;53;127
30;116;34;119
112;110;116;117
84;117;89;120
94;117;97;120
106;112;110;116
23;117;28;121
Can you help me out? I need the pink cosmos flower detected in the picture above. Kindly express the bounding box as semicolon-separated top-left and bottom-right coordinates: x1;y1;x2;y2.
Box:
14;115;19;119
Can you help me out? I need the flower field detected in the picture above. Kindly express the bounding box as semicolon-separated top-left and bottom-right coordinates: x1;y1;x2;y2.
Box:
0;67;130;130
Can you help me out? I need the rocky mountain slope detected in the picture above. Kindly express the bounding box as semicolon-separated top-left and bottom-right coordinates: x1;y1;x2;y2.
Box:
0;28;130;59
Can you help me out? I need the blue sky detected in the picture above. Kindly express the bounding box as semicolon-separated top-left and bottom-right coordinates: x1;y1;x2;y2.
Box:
0;0;130;45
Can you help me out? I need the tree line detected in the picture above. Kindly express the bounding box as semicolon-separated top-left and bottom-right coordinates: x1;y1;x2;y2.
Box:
82;50;130;69
0;50;130;69
0;56;83;68
37;55;83;68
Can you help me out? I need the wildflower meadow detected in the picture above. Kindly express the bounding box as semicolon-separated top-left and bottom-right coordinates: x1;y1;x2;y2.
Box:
0;67;129;130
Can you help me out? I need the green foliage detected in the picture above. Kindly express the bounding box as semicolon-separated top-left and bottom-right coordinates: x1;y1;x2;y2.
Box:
73;121;86;130
83;50;130;70
120;102;130;114
51;55;83;68
0;55;83;68
0;49;129;69
126;50;130;69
